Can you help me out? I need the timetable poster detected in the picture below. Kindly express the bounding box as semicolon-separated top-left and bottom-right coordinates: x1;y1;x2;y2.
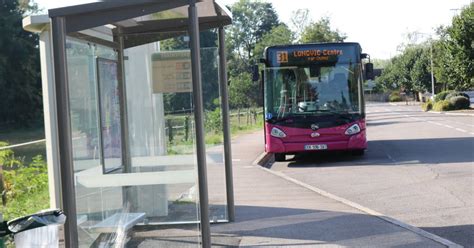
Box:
151;50;193;93
96;58;122;173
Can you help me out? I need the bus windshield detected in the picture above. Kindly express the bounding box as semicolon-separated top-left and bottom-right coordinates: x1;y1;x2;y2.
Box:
264;63;362;120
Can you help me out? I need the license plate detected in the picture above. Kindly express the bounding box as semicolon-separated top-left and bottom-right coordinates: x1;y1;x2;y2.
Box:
304;144;327;150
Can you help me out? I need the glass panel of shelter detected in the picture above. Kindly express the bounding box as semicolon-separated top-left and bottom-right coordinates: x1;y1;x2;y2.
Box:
65;16;227;248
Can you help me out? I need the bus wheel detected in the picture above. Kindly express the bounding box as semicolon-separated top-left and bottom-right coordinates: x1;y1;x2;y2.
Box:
274;153;286;161
351;149;365;156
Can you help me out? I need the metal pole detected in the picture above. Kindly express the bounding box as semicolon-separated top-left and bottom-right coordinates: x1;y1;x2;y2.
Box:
188;1;211;247
115;29;135;211
51;16;79;248
430;41;435;98
117;28;132;174
218;27;235;222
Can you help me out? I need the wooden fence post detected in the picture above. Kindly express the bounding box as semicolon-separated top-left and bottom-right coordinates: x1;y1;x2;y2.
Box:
167;119;173;143
184;116;190;141
238;108;241;127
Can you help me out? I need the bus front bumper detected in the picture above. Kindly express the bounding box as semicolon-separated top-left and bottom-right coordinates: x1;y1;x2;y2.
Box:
266;131;367;154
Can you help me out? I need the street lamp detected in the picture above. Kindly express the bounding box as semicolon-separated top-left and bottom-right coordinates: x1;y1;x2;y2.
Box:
414;32;435;99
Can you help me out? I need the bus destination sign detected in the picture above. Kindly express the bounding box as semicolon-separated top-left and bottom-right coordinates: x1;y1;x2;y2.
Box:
276;49;342;64
267;44;359;67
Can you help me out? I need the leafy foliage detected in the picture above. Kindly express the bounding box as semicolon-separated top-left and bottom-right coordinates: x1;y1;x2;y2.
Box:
300;17;347;43
445;91;470;101
389;91;402;102
377;4;473;94
253;24;294;59
0;0;42;126
433;100;454;111
376;45;432;95
227;0;280;61
449;96;470;110
434;90;455;102
0;142;49;219
421;99;433;111
228;72;258;109
205;107;223;133
443;3;473;90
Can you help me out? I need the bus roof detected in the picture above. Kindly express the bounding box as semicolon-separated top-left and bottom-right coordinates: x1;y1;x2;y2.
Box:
266;42;361;50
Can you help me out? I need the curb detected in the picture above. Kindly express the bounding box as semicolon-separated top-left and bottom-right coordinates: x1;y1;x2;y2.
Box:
253;152;463;248
251;152;273;167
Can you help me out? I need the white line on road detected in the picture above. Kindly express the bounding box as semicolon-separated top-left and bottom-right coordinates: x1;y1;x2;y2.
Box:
443;125;454;128
455;128;467;133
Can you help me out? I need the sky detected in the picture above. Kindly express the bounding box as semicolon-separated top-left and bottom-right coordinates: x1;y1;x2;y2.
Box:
34;0;471;59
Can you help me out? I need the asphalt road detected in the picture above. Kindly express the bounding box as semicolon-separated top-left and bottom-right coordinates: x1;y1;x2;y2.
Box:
269;102;474;247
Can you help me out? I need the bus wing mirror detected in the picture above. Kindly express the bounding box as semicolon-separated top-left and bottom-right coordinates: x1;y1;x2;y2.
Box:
365;63;374;80
252;65;260;82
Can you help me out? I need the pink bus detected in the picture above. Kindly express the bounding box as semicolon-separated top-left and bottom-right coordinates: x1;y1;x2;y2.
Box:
258;43;374;161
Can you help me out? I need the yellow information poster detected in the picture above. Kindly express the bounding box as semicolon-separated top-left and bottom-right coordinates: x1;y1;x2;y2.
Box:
152;50;193;93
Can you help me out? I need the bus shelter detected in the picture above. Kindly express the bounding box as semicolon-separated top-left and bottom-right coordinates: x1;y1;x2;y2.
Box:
23;0;234;247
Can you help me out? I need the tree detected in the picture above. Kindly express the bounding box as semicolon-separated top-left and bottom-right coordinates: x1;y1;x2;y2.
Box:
227;0;280;62
300;17;347;43
290;9;311;42
376;45;432;96
445;3;473;90
0;0;41;126
228;72;257;109
253;24;294;59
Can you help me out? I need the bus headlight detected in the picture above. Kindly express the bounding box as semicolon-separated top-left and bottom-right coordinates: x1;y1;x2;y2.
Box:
345;124;361;135
270;127;287;138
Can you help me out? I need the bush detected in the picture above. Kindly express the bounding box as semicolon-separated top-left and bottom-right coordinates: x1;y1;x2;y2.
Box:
445;92;470;101
449;96;470;110
432;100;454;111
434;90;454;102
389;91;402;102
421;99;433;111
1;142;49;219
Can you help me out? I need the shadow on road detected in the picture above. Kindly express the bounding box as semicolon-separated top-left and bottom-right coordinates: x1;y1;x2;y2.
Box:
282;137;474;168
422;225;474;248
128;205;448;247
210;205;433;247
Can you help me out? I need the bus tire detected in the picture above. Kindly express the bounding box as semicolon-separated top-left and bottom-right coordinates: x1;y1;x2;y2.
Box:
351;149;365;156
274;153;286;161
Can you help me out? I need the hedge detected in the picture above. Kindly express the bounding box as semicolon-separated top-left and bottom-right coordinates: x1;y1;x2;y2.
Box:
449;96;470;110
432;100;454;111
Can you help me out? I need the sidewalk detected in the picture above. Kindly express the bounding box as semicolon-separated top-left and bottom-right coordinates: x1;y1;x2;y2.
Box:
210;131;452;247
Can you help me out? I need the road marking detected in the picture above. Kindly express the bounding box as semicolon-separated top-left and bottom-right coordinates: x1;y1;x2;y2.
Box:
445;120;474;128
427;121;443;126
232;158;241;162
253;153;462;248
374;105;472;135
